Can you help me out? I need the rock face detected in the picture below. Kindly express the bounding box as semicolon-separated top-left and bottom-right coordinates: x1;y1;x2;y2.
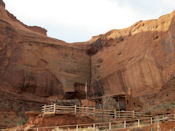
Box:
0;2;90;98
0;0;4;8
89;11;175;98
0;0;90;127
1;0;175;128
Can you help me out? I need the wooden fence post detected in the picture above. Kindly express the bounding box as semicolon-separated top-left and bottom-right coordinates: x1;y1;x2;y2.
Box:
137;119;140;127
162;115;165;119
44;104;46;113
114;109;117;119
157;120;160;131
93;123;96;129
54;103;56;114
124;121;126;128
132;110;135;118
151;117;153;124
118;111;120;118
93;108;96;117
76;125;79;131
74;105;77;115
109;122;111;130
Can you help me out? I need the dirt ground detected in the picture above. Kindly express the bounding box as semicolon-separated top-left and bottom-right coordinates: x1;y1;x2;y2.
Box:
26;114;94;127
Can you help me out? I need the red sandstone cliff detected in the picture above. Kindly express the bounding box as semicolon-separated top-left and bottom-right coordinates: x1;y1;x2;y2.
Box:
89;11;175;97
87;11;175;113
0;0;90;128
0;0;175;128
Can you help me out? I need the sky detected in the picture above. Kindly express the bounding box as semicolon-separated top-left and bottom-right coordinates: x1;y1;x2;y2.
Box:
3;0;175;43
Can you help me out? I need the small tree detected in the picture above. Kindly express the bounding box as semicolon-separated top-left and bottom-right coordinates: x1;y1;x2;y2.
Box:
102;96;116;110
16;116;27;126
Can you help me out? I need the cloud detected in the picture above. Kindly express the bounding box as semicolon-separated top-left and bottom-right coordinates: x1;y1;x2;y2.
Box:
3;0;175;42
162;0;175;7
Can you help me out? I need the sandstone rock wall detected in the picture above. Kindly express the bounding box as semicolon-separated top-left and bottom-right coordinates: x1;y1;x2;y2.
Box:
0;1;91;100
90;11;175;97
1;0;175;127
0;19;91;98
0;1;91;127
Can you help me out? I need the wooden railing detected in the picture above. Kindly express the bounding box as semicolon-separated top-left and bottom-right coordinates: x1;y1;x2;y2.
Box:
5;114;175;131
42;104;151;120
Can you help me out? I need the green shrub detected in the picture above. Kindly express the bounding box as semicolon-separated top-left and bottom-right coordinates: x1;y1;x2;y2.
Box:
16;116;28;126
170;102;175;108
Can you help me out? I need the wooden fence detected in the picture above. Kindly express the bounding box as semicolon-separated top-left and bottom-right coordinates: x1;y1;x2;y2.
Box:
42;104;152;120
6;114;175;131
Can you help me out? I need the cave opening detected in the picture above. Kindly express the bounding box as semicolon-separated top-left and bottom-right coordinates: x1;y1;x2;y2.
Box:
63;92;80;99
63;82;87;100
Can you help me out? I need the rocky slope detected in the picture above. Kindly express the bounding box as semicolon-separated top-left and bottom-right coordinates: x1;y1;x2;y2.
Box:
1;0;175;128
